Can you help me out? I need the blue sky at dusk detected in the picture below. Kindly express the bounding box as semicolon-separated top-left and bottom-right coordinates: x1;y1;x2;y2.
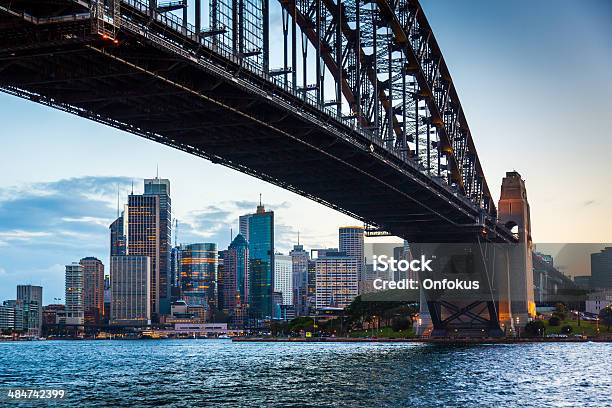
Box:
0;0;611;303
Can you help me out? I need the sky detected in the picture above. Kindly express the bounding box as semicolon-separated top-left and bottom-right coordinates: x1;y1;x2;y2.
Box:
0;0;611;304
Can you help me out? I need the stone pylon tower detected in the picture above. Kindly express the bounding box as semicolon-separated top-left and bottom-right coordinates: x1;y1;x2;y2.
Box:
497;171;535;330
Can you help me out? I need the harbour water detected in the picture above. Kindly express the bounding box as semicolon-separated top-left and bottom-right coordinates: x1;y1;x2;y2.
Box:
0;340;610;407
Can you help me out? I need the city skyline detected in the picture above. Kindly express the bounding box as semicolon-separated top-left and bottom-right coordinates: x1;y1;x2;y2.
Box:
1;0;612;304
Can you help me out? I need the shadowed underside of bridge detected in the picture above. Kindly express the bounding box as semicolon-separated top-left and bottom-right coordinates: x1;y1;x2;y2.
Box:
0;0;516;244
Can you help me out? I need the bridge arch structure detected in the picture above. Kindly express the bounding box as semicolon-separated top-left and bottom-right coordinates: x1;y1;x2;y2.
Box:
0;0;529;336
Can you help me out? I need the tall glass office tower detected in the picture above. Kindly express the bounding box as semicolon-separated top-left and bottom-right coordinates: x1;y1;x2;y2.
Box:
109;209;127;257
248;204;274;320
179;243;218;319
223;234;249;314
290;243;309;316
144;178;172;315
127;194;160;317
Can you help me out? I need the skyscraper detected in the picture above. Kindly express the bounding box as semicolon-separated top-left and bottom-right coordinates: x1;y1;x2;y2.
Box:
274;253;293;306
239;214;252;243
290;243;309;316
79;257;104;324
179;243;218;320
591;247;612;290
315;251;359;310
248;203;274;320
229;234;249;304
219;234;249;327
144;178;172;315
109;209;127;256
127;193;160;318
16;285;42;335
339;226;365;292
65;263;84;325
110;255;151;326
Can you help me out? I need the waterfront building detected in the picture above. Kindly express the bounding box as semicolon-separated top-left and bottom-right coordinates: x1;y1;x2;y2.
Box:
585;290;612;315
42;304;64;327
127;193;160;318
339;226;365;290
16;285;42;335
591;247;612;290
65;263;84;325
110;255;151;326
274;253;293;306
79;257;104;324
144;177;172;315
290;243;309;316
0;301;24;332
315;251;359;310
178;243;218;320
247;203;274;320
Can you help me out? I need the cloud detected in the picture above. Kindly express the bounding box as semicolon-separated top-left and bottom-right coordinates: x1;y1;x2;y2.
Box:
178;200;296;253
0;176;131;303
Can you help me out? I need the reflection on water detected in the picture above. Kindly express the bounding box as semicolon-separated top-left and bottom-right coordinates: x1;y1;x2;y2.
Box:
0;340;610;407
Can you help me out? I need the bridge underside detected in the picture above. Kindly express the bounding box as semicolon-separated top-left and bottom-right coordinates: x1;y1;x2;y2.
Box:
0;3;514;244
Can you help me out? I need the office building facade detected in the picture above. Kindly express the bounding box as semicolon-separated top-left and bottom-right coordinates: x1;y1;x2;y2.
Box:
65;263;84;325
110;255;151;326
339;226;365;289
290;244;309;315
109;210;127;257
16;285;42;335
179;243;218;320
144;178;172;315
248;204;274;320
274;254;293;306
591;247;612;290
315;251;359;310
79;257;105;324
127;193;160;317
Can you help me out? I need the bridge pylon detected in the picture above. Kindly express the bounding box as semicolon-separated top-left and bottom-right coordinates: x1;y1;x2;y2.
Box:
497;171;536;331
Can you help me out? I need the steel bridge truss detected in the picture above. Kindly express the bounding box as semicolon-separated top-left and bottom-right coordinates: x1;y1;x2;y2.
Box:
85;0;495;217
0;0;515;243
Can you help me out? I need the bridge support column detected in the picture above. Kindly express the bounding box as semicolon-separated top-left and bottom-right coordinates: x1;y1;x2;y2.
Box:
498;171;536;329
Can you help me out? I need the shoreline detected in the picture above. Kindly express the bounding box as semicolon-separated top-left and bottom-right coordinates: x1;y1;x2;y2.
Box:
232;337;612;344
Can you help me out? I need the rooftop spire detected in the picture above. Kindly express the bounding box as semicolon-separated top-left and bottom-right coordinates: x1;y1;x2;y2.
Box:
256;193;265;214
